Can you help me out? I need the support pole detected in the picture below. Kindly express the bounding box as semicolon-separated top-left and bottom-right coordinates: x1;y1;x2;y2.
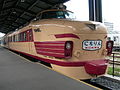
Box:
95;0;102;22
89;0;95;21
88;0;102;22
113;53;115;77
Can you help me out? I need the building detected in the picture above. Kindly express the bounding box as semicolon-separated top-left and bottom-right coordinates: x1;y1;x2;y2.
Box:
104;21;114;32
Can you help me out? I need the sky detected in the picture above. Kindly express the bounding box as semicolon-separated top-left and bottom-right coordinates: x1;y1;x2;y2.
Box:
64;0;89;21
102;0;120;21
102;0;120;31
64;0;120;21
65;0;120;31
0;33;5;37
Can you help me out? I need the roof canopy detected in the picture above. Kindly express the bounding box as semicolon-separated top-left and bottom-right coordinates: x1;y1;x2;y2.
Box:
0;0;69;33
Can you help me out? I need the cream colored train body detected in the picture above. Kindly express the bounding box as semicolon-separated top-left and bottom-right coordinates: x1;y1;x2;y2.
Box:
3;9;113;80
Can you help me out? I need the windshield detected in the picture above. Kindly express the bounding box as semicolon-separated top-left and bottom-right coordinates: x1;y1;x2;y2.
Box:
41;11;75;19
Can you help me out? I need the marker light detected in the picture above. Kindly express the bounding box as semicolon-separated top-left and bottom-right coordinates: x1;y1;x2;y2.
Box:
106;41;114;55
65;41;73;58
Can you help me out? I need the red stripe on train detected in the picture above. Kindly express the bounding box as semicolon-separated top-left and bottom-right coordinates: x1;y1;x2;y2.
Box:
35;45;64;49
36;48;64;53
37;51;65;58
35;41;66;44
9;48;109;67
34;41;66;58
55;34;80;39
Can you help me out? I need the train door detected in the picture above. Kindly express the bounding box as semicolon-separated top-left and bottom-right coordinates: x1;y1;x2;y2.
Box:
27;29;33;54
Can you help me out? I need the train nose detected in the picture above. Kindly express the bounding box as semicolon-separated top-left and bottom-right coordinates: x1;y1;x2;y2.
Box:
84;59;109;75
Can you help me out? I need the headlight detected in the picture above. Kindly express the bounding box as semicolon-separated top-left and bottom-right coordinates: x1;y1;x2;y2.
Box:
66;42;71;49
65;41;73;58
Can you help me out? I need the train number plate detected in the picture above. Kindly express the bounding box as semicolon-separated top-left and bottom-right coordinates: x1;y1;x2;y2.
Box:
82;40;102;50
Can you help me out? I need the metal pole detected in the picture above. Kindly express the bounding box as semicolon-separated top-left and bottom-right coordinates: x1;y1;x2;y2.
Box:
88;0;102;22
88;0;95;21
95;0;102;22
113;53;115;77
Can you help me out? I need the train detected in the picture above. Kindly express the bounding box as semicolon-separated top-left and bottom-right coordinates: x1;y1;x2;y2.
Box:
107;32;120;51
2;8;113;80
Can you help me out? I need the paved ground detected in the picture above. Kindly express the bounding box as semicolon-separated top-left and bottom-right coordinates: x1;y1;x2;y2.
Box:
0;47;98;90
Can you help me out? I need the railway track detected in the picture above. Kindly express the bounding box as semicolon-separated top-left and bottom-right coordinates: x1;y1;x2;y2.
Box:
84;76;120;90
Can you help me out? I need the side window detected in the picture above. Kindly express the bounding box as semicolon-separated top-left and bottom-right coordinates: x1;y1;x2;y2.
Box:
20;33;23;41
10;37;11;42
8;37;9;42
17;34;19;42
19;33;22;41
113;36;117;41
15;35;17;42
12;36;13;42
18;29;33;42
18;34;20;41
6;37;8;43
16;35;18;42
23;31;27;41
21;33;24;41
20;32;27;41
13;35;15;42
26;30;29;41
23;32;25;41
19;33;21;41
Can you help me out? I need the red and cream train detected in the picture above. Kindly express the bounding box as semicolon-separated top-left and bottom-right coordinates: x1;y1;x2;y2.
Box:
3;9;113;79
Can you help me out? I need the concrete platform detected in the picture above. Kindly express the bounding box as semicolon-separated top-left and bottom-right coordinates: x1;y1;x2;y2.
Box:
0;47;99;90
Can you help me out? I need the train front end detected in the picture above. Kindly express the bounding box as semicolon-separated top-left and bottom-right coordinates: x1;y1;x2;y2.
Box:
51;21;112;79
33;9;113;79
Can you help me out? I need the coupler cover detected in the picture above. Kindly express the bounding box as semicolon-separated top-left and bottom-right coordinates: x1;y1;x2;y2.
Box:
84;59;109;75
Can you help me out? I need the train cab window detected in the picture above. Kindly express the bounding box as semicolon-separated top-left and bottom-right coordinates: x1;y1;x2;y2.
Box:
41;10;75;19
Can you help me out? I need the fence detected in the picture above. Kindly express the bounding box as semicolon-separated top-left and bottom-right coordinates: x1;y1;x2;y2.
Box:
108;52;120;77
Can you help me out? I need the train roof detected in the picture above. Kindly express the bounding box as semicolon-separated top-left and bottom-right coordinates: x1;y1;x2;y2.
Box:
0;0;69;34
